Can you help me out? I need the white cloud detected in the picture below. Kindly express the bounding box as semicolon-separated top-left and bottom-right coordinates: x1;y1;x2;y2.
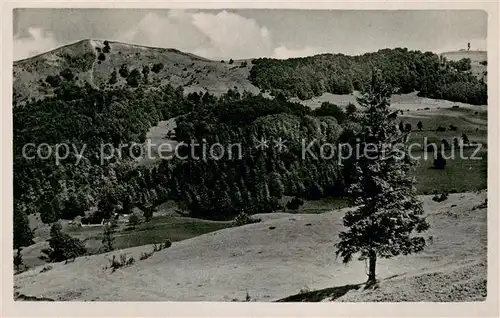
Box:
118;10;316;60
119;11;205;53
14;11;320;61
14;27;60;60
190;10;273;59
273;45;320;59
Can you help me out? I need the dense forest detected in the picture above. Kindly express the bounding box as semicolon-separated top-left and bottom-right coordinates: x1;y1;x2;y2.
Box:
154;92;356;219
14;83;186;247
13;76;361;247
250;48;487;105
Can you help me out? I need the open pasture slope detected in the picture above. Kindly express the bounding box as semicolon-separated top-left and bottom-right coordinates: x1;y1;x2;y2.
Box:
14;191;486;302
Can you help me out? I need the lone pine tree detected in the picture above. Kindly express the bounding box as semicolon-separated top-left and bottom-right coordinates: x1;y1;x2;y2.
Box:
335;70;430;284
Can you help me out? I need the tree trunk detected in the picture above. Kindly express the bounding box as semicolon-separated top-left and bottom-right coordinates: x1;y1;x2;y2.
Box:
368;251;377;283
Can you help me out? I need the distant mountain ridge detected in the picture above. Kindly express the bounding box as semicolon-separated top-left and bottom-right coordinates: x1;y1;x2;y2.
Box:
13;39;487;105
13;39;259;104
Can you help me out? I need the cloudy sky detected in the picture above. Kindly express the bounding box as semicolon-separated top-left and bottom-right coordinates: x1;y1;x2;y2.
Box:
13;9;487;61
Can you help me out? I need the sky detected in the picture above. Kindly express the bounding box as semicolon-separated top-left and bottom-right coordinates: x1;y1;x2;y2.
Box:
13;9;487;61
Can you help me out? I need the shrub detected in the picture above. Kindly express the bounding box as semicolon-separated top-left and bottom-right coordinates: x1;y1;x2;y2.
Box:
436;126;446;132
461;133;470;145
43;223;87;262
59;68;74;81
433;152;447;169
142;65;150;77
346;103;357;117
108;254;135;272
240;61;248;67
286;197;305;210
164;239;172;248
108;70;117;85
151;63;164;73
128;214;140;228
229;59;234;64
140;251;154;260
449;58;471;71
40;265;53;273
103;41;110;53
98;53;106;61
449;125;457;131
142;206;154;221
126;256;135;266
119;64;129;78
109;255;121;271
126;69;142;88
417;121;423;131
405;123;412;132
45;75;62;88
473;198;487;210
432;192;448;202
298;285;311;294
312;102;346;123
233;212;261;227
81;211;104;225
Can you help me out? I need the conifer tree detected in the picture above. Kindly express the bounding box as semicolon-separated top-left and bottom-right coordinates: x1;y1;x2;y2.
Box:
14;248;24;272
13;206;34;249
102;222;116;252
44;222;87;262
335;70;430;284
417;121;423;131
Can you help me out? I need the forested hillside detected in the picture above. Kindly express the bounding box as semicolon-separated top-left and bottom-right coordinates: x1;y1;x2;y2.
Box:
13;42;488;249
14;73;362;247
250;48;487;105
14;84;186;247
151;92;355;219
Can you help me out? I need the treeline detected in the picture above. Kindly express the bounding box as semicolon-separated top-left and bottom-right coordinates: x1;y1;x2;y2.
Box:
249;48;487;105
